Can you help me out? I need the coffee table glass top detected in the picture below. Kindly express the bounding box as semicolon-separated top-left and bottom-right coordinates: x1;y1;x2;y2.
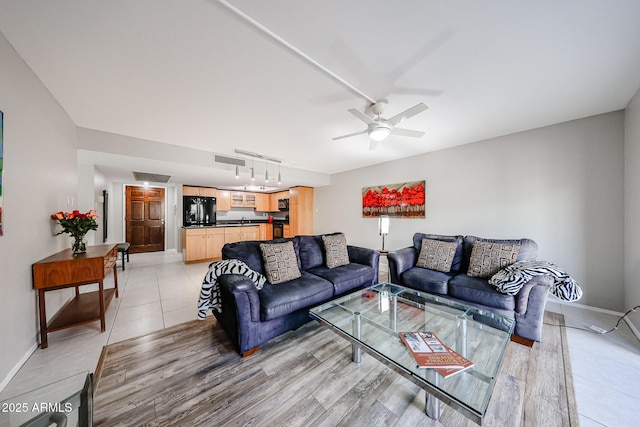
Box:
309;283;515;422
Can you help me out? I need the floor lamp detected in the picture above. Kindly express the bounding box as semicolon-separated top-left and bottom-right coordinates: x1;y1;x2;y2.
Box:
379;215;390;253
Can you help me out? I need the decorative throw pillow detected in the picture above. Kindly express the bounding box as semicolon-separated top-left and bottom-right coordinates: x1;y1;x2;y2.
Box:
322;233;350;269
259;241;302;284
415;238;458;273
467;241;520;279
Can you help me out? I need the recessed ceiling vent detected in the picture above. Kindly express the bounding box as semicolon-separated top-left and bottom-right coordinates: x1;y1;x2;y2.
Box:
214;154;245;167
133;171;172;183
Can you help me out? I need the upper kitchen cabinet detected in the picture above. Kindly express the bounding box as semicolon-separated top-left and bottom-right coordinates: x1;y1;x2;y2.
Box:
217;190;231;211
255;193;270;212
183;185;216;197
230;192;257;208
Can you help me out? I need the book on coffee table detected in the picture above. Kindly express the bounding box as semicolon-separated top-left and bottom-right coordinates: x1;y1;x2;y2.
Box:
398;331;474;377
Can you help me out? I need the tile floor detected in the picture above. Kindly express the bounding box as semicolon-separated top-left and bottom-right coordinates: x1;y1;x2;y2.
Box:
1;251;639;426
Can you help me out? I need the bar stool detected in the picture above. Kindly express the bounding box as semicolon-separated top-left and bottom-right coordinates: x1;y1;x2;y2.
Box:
117;243;130;271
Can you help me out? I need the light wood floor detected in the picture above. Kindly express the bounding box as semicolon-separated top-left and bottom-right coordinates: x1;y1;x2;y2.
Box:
93;311;576;427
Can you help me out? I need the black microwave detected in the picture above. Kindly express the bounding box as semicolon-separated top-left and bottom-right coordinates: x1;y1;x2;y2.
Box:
278;198;289;211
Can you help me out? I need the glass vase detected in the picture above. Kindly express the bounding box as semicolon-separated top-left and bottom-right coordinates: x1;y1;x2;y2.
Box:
72;235;87;254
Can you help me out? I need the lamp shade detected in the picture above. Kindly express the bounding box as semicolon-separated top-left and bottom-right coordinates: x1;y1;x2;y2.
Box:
379;216;390;235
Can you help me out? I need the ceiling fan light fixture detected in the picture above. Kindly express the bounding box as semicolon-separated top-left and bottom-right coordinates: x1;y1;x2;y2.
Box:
369;126;391;141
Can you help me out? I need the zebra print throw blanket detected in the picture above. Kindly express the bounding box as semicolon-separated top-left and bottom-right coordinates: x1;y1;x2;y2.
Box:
197;259;267;319
489;260;583;302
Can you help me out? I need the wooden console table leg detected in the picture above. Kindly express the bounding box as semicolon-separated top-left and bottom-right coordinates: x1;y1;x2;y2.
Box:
113;264;119;298
39;289;48;349
99;280;106;332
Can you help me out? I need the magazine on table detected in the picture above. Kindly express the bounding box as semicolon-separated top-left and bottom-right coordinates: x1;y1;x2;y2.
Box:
398;331;474;377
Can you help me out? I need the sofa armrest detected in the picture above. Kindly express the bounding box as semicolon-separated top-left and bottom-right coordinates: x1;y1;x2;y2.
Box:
218;274;261;323
387;247;416;283
348;245;380;283
514;275;553;342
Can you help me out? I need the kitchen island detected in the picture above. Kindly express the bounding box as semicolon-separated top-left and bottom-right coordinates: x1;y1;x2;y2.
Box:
182;222;281;263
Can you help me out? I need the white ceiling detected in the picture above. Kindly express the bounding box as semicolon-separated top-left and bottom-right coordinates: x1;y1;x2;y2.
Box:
1;0;640;189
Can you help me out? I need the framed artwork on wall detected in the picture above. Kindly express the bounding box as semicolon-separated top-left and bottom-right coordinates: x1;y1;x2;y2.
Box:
0;110;3;236
362;180;425;218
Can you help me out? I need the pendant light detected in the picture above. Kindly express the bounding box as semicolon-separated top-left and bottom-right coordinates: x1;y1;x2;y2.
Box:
235;164;239;179
265;160;269;183
278;164;282;184
250;159;255;181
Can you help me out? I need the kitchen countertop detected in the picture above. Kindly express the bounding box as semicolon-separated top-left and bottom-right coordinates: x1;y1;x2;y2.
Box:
182;220;287;229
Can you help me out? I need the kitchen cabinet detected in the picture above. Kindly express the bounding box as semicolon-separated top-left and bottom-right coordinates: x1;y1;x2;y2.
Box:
283;224;291;238
224;227;242;244
205;228;225;260
183;227;226;263
183;228;207;262
230;192;257;208
217;190;231;211
258;223;272;240
183;186;216;197
241;225;259;241
289;186;314;236
268;193;279;211
255;193;270;211
224;225;259;244
244;193;256;208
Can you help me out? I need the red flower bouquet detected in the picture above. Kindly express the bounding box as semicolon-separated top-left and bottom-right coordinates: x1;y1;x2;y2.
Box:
51;210;99;253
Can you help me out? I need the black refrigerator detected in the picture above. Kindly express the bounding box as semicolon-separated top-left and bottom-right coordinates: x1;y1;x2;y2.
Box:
183;196;216;226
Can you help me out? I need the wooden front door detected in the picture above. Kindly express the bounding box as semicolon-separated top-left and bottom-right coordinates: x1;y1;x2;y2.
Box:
126;186;165;254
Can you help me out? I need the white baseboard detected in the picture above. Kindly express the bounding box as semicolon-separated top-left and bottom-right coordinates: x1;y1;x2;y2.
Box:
0;342;38;394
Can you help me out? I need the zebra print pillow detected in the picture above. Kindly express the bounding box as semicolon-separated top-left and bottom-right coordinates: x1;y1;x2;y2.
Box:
489;260;583;301
197;259;267;319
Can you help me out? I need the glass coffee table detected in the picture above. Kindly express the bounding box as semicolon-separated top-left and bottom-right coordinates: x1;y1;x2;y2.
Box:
309;283;515;425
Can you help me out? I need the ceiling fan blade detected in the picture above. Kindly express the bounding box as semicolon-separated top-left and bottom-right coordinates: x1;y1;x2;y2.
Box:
368;139;379;151
348;108;375;124
391;127;425;138
387;102;428;126
332;129;367;141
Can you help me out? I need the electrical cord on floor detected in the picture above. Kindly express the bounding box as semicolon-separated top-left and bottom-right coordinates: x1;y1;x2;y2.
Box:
544;305;639;334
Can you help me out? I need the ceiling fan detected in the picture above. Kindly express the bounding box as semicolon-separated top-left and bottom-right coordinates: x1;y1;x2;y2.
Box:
333;100;428;149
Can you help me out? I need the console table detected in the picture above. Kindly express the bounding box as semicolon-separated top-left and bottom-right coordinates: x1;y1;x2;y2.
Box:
33;244;118;349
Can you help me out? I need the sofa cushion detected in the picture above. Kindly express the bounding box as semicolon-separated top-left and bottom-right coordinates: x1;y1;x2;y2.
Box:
413;233;464;272
401;267;453;295
258;271;334;321
461;236;537;272
322;233;350;269
416;238;458;273
467;240;520;279
297;235;325;270
308;262;375;295
448;274;515;311
223;237;300;275
260;241;302;284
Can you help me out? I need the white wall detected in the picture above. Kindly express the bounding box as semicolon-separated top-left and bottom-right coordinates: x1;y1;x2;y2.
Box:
0;31;78;388
625;88;640;330
316;111;625;312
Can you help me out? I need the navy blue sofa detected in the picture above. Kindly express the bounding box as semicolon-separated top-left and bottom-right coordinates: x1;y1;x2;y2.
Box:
214;235;380;356
387;233;552;344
